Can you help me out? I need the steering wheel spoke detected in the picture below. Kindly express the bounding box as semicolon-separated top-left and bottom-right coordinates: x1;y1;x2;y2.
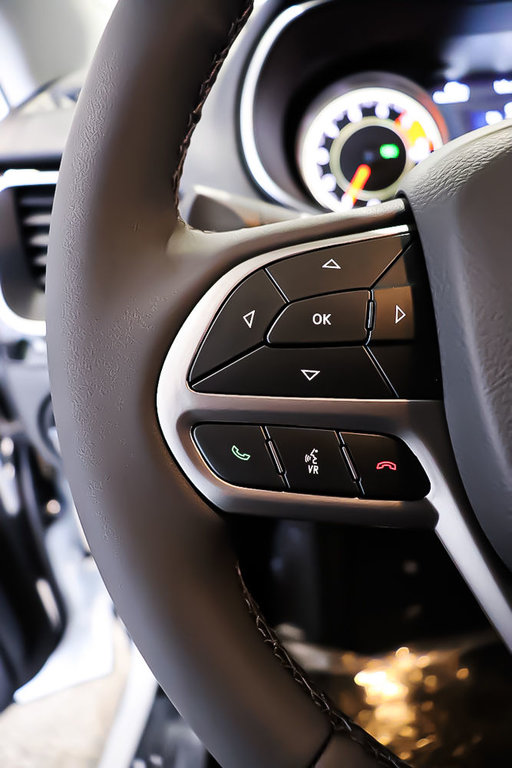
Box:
159;213;512;658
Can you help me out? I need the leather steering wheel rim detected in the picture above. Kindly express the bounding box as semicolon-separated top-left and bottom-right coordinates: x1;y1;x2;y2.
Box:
46;1;512;766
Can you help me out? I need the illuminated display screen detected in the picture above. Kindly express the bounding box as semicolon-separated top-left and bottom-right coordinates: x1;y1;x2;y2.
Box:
431;76;512;134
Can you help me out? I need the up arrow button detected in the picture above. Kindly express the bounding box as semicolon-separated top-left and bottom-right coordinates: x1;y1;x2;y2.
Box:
266;235;406;302
322;258;341;270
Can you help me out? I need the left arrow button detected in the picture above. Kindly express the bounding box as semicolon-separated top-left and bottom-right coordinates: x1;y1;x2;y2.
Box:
189;270;285;382
243;310;256;329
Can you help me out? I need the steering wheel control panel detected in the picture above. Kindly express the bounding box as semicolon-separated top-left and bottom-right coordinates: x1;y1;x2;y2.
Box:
158;226;441;525
193;424;430;502
189;233;441;400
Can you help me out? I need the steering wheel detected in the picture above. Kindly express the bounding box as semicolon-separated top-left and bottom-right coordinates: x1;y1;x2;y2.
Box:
46;1;512;766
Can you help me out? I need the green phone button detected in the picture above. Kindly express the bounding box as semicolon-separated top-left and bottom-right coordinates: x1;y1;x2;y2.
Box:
231;445;251;462
193;424;284;491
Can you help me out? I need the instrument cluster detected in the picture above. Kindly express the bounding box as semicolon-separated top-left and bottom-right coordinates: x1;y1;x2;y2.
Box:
239;0;512;213
297;74;447;211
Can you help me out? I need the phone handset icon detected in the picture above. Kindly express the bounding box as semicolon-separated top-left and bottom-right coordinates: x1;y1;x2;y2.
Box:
231;445;251;462
376;460;397;471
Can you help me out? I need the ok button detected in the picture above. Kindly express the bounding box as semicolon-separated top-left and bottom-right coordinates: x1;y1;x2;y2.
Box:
312;313;332;326
267;290;370;345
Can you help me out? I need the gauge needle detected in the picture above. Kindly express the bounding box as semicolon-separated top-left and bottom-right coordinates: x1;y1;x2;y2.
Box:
341;163;372;209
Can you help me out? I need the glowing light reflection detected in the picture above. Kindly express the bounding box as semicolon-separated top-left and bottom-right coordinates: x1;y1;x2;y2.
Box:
344;644;471;760
493;78;512;95
433;81;470;104
486;110;504;125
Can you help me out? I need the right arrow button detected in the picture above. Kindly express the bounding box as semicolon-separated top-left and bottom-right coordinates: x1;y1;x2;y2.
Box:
395;304;406;325
368;243;442;399
371;285;415;342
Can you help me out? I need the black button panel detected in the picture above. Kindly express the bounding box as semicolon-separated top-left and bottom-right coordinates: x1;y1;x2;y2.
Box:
267;427;356;496
189;270;284;382
193;424;284;491
370;344;442;399
266;235;407;301
369;244;442;398
189;234;441;400
267;291;370;346
193;423;430;502
342;432;430;500
194;346;391;399
371;286;414;342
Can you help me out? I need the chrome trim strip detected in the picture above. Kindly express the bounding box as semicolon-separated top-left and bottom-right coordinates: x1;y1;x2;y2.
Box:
157;224;512;651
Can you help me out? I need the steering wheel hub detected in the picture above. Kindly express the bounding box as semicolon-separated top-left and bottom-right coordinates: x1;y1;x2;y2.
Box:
402;122;512;571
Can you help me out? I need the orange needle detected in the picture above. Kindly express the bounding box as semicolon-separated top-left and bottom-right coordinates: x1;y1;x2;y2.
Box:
342;163;372;208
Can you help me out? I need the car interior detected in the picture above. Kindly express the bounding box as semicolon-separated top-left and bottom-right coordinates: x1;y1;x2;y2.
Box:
0;1;511;766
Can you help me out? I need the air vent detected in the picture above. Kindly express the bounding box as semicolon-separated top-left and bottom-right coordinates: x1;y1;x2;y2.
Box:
14;184;55;292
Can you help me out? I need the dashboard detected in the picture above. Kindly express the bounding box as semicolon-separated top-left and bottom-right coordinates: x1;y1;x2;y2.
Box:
236;0;512;214
0;0;510;324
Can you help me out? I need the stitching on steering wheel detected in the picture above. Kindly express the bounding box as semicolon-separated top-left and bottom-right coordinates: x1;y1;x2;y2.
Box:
171;0;255;210
168;3;410;763
239;568;411;768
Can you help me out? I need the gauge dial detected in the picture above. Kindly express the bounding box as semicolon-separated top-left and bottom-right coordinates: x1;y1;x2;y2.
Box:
298;79;447;211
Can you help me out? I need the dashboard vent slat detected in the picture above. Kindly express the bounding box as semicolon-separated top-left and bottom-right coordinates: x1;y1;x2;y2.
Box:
23;212;52;228
14;183;56;292
27;233;50;249
18;194;55;208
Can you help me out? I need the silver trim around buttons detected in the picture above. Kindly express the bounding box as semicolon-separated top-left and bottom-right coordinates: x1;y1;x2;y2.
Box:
157;224;512;652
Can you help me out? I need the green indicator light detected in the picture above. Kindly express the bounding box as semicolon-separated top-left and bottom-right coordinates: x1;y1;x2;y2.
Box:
380;143;400;160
